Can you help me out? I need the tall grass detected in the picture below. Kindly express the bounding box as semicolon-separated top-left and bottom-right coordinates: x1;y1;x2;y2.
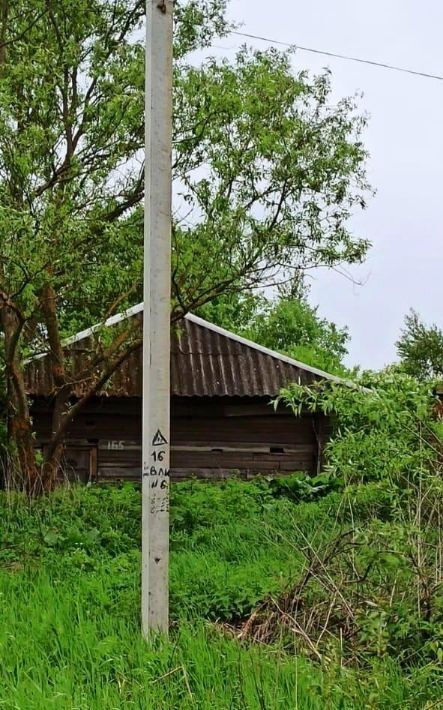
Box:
0;481;440;708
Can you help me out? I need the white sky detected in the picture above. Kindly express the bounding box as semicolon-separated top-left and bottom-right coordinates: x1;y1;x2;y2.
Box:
196;0;443;369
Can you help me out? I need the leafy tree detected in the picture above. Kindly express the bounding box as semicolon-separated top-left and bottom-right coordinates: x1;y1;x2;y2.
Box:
171;51;370;315
396;309;443;381
242;296;349;375
197;291;264;332
0;0;371;492
0;0;229;492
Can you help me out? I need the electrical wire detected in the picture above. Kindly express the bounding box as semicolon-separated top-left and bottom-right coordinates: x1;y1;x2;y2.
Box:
230;30;443;82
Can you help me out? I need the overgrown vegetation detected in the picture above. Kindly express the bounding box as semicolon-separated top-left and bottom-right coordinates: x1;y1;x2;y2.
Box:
0;1;440;706
242;294;350;375
0;480;442;708
2;366;443;707
272;372;443;673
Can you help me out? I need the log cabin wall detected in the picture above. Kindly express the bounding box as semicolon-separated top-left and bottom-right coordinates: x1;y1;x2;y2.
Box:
31;396;327;483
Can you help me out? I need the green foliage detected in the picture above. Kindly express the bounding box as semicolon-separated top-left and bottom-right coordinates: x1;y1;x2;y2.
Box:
243;295;350;375
0;1;371;488
274;372;443;670
172;50;371;316
269;471;343;502
0;481;441;707
0;0;230;340
278;371;437;484
396;309;443;381
0;2;371;343
197;290;265;333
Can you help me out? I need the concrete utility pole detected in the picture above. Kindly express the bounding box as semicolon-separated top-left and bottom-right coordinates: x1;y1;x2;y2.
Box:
142;0;173;636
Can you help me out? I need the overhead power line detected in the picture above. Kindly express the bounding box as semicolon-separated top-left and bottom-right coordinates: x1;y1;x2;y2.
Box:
230;30;443;82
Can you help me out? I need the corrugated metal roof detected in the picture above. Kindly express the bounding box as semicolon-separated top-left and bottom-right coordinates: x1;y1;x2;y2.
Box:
25;303;341;398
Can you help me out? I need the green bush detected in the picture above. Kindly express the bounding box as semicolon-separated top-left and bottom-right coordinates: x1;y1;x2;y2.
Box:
278;371;437;485
272;372;443;669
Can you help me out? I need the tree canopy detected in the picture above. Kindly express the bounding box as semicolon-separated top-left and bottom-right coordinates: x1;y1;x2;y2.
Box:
244;296;349;375
0;0;371;491
396;309;443;381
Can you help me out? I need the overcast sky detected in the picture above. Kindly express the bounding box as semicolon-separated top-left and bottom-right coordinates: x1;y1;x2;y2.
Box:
197;0;443;369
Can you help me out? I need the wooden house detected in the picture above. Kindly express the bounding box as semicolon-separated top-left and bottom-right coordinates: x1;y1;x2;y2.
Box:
25;304;338;483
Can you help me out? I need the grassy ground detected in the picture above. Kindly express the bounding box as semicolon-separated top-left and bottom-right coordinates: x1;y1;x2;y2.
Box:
0;480;440;708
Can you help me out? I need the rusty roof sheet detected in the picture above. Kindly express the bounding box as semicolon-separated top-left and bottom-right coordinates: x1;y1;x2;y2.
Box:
25;304;341;399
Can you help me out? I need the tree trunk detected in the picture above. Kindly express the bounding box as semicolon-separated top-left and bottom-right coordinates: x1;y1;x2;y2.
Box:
42;388;71;491
40;283;70;491
1;304;41;494
0;0;9;68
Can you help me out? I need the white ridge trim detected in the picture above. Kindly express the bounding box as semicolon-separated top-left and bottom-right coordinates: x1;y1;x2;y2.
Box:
26;302;145;363
64;302;145;346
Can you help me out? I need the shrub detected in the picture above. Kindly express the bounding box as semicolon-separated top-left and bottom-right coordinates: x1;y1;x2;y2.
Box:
257;372;443;666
